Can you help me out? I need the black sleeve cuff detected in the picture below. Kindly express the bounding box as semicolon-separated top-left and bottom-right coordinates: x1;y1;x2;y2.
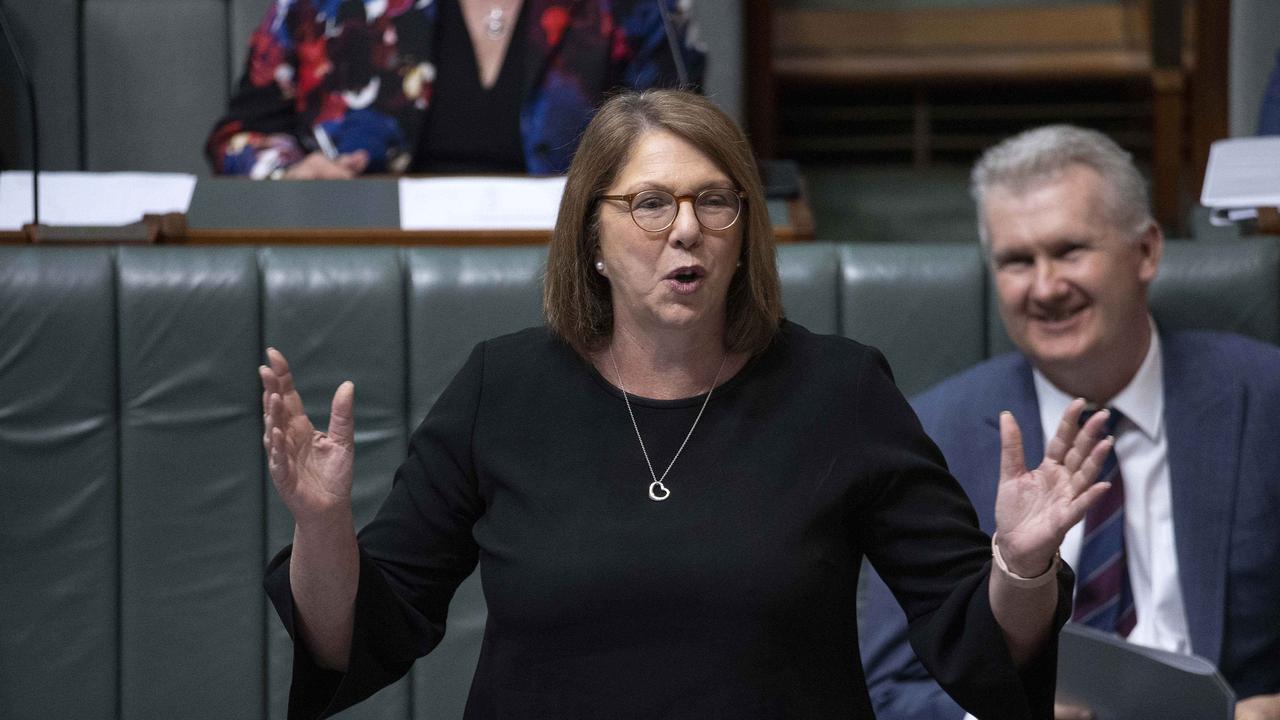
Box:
264;544;441;719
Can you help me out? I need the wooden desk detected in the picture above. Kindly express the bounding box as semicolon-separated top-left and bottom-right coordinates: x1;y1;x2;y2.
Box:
2;174;816;245
182;211;813;244
0;203;814;245
1259;208;1280;235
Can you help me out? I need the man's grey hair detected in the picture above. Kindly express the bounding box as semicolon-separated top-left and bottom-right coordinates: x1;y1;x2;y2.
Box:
970;124;1153;247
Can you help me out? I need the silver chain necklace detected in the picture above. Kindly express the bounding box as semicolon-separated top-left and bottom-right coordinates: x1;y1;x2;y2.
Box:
608;348;727;502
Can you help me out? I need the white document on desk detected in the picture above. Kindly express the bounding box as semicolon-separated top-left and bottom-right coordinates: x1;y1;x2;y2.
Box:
399;176;567;230
1200;136;1280;225
0;171;197;229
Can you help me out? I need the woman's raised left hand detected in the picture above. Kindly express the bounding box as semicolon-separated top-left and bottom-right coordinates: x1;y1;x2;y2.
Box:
993;398;1114;577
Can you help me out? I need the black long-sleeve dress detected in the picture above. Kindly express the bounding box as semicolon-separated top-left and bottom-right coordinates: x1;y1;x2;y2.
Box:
266;321;1071;719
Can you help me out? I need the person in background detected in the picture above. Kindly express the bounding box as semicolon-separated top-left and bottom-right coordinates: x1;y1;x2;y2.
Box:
257;90;1111;718
859;124;1280;720
1260;49;1280;134
206;0;704;179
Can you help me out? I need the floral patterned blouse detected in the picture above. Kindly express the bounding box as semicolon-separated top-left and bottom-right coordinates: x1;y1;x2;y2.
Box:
205;0;705;177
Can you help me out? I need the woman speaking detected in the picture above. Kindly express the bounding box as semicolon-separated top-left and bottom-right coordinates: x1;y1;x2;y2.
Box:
259;89;1113;718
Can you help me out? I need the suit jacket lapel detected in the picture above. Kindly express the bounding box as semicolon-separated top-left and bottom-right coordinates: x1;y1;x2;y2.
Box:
972;358;1043;532
1163;334;1241;665
1009;362;1045;474
986;359;1044;474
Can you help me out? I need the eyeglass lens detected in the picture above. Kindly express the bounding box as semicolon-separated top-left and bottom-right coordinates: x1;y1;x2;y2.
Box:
629;189;741;231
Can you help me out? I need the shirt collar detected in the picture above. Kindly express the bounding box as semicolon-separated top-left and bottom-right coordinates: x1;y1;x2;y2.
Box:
1032;317;1164;442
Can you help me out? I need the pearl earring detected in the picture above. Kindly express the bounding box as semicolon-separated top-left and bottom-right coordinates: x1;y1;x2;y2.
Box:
595;260;606;272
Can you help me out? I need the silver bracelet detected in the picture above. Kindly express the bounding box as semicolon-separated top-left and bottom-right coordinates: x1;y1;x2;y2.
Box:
991;532;1060;589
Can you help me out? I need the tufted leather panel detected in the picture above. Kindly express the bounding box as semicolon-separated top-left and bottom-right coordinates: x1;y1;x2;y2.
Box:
0;247;119;718
116;246;265;718
406;247;549;423
260;246;411;720
405;246;546;720
840;243;988;397
0;239;1275;720
778;243;841;335
1152;238;1280;341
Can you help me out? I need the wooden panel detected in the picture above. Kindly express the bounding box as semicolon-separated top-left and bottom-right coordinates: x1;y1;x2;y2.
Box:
774;3;1149;55
745;0;777;157
1188;0;1228;196
1151;67;1187;232
0;247;119;718
775;49;1151;83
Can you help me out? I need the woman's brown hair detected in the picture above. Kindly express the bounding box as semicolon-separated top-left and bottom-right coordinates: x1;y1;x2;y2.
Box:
544;89;782;357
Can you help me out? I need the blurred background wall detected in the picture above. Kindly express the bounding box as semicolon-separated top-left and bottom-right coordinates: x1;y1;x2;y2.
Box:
1230;0;1280;137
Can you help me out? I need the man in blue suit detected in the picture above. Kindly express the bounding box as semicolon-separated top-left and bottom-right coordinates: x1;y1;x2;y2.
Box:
859;125;1280;720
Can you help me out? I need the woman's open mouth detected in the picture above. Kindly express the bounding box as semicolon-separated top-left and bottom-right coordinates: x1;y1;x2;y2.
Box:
664;266;706;294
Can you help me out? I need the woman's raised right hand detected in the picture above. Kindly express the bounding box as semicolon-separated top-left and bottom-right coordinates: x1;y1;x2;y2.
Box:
260;347;356;525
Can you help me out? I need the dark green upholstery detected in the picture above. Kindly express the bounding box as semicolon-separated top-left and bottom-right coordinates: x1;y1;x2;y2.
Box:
117;247;264;717
260;247;413;719
777;243;841;335
1;239;1276;719
0;247;118;718
840;243;988;397
405;247;546;720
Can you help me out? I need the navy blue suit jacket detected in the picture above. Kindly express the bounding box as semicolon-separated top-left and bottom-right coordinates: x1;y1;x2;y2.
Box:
859;330;1280;717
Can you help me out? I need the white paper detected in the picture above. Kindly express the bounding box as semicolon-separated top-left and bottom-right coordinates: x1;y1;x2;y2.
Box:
0;171;198;230
1200;137;1280;210
399;176;567;230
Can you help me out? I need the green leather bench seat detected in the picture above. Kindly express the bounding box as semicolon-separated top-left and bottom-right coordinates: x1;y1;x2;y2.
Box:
2;239;1276;719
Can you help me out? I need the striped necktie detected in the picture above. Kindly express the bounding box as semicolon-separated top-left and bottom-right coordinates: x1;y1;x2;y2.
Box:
1071;408;1137;637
